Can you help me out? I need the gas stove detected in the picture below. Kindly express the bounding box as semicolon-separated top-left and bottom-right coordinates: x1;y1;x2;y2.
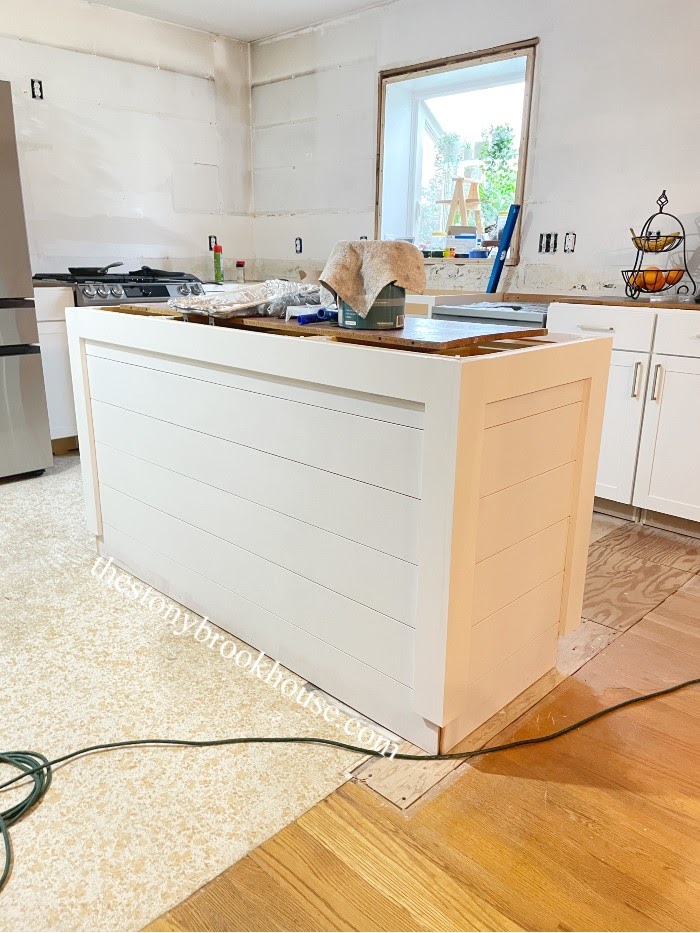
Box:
33;267;204;307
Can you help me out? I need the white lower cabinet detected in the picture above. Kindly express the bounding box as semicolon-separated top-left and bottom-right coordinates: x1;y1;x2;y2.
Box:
37;320;78;439
548;302;700;520
596;350;648;503
547;302;654;505
34;287;77;440
633;353;700;520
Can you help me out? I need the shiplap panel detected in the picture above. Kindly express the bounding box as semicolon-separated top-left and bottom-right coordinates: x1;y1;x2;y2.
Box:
468;574;563;682
472;519;570;623
88;355;422;496
99;485;414;685
97;443;416;624
484;381;584;428
441;626;558;751
100;524;438;751
91;401;419;562
86;343;425;429
476;463;575;562
480;403;582;496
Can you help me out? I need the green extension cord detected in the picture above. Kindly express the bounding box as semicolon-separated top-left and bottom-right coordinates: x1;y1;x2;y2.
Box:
1;676;698;893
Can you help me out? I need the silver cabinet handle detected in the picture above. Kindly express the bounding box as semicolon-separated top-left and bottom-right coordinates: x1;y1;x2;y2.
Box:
577;324;615;332
650;363;662;401
631;361;643;398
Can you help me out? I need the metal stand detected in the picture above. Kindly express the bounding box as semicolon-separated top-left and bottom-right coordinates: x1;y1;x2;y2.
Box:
622;190;696;300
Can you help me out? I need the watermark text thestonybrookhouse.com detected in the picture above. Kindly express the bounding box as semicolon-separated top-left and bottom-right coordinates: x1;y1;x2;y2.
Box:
92;555;399;759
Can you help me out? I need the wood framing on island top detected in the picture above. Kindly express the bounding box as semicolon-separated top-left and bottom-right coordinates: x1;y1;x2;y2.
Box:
66;308;611;753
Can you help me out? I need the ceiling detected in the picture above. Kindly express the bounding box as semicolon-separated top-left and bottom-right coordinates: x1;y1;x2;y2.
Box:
89;0;391;41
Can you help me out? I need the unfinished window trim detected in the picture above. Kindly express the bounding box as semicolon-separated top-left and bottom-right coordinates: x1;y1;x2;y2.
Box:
375;38;538;265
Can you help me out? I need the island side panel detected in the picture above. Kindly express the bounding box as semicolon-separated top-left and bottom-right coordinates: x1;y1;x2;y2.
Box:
434;337;611;751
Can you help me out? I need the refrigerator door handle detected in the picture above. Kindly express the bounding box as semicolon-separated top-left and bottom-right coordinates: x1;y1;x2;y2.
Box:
0;344;41;357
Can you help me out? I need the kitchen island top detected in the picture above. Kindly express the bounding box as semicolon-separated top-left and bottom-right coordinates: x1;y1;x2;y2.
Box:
222;314;547;351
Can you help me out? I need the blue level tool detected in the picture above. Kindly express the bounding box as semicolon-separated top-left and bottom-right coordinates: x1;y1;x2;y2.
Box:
486;203;521;293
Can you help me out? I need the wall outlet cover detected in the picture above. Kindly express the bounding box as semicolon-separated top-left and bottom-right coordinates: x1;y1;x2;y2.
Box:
564;232;576;253
31;79;43;100
295;237;303;254
538;232;558;253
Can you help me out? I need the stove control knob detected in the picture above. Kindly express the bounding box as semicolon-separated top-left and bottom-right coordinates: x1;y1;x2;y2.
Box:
82;285;96;298
110;285;125;298
96;285;109;299
190;283;202;295
177;284;191;296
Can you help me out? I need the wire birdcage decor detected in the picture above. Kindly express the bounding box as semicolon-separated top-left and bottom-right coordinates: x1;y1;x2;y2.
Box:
622;190;696;300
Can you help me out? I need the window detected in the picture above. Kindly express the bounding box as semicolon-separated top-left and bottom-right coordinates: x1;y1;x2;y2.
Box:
376;41;536;261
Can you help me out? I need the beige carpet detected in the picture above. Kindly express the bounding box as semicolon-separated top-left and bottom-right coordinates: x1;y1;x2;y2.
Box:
0;455;361;931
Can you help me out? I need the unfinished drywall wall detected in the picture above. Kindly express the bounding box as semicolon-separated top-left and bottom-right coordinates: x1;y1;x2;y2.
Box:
250;0;700;293
0;0;252;279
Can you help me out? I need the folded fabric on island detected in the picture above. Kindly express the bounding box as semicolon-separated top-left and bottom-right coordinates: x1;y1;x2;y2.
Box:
320;240;426;318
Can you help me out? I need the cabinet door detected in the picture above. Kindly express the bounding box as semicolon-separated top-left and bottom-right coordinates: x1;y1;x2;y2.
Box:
37;321;77;439
34;286;74;322
595;350;649;503
633;354;700;520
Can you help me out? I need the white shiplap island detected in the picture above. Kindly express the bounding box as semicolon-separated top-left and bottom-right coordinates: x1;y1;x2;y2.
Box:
67;308;610;753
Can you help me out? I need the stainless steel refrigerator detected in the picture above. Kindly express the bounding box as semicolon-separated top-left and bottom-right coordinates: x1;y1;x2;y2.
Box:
0;80;52;478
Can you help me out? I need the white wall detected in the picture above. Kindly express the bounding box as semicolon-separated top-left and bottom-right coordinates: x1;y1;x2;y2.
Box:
0;0;252;280
250;0;700;293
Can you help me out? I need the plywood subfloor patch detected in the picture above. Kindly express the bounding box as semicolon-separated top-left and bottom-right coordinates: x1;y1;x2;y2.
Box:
556;618;621;676
589;511;630;544
595;523;700;572
583;541;691;631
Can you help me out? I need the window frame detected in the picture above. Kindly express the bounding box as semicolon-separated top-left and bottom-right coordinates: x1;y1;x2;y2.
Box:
375;38;538;265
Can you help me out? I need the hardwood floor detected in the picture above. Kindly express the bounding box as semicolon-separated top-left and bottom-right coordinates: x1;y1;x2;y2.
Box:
147;521;700;932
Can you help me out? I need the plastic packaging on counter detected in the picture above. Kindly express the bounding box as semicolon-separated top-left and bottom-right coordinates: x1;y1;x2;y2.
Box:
167;280;321;319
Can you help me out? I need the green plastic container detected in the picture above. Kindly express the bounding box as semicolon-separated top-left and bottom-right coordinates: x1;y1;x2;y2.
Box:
338;283;405;330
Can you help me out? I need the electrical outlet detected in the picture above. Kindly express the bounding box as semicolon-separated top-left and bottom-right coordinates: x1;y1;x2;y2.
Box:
30;79;43;100
564;232;576;253
538;232;558;254
208;235;218;251
294;237;303;254
360;235;368;241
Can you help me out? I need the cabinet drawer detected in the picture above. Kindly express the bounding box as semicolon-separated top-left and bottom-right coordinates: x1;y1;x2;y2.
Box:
653;310;700;358
548;303;655;352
